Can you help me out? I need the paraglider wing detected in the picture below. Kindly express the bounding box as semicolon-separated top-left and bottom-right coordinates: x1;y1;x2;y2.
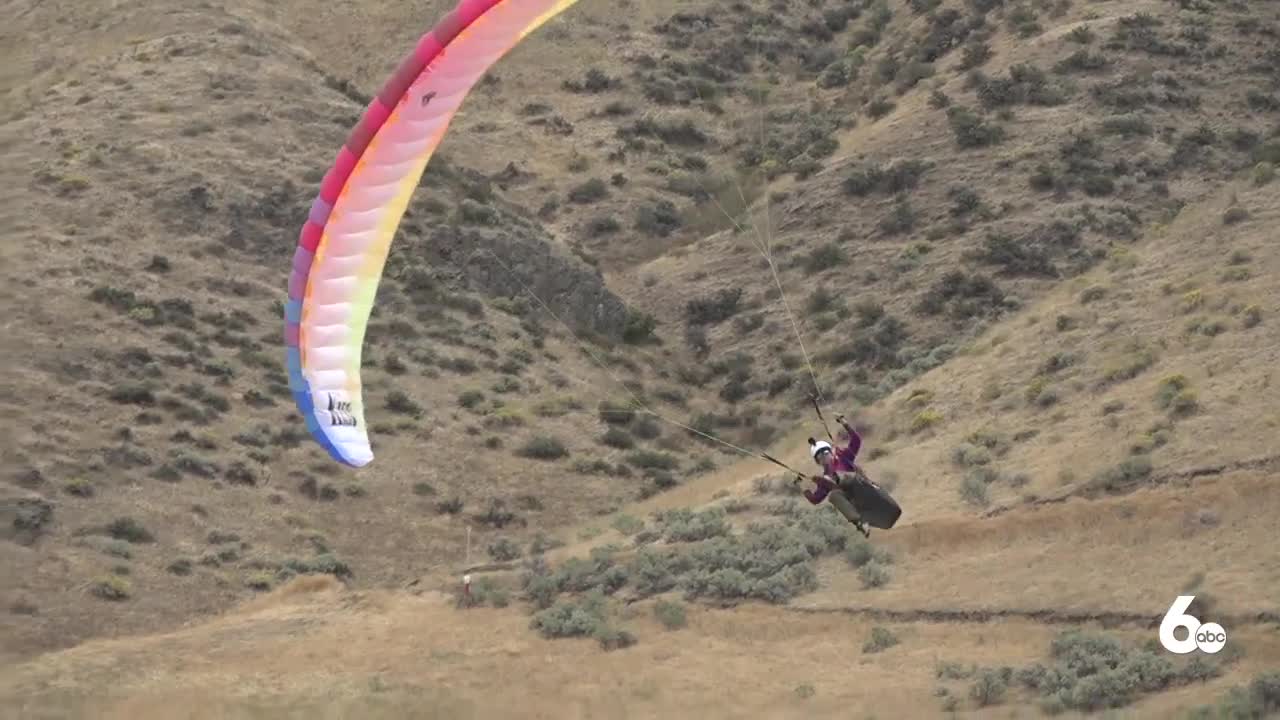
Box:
284;0;582;467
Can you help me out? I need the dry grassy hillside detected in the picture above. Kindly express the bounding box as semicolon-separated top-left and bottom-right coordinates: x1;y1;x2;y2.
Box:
2;0;1278;716
0;0;761;661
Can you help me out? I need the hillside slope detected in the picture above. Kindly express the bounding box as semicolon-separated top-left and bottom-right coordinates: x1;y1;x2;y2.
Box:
3;151;1276;719
0;0;734;661
2;1;1277;714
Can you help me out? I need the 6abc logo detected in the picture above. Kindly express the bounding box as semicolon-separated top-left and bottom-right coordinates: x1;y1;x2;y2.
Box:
1159;595;1227;654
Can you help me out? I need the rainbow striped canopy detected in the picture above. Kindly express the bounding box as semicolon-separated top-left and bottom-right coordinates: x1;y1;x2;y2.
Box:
285;0;581;467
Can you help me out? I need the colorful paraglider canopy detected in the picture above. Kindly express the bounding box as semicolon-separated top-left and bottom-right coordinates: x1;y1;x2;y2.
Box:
284;0;582;467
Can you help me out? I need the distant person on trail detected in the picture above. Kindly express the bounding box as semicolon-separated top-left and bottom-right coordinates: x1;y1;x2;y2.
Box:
794;414;871;537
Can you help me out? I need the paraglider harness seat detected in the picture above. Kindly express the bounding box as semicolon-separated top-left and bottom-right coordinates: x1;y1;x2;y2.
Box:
825;466;901;537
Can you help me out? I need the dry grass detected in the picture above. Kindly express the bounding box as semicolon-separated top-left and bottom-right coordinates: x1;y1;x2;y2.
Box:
2;0;1278;716
2;571;1277;720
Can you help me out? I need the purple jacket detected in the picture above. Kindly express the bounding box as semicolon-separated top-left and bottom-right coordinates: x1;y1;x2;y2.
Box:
803;423;862;505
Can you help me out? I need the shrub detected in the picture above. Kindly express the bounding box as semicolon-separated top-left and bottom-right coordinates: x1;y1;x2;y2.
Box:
960;473;990;507
911;409;942;433
686;288;743;325
519;436;569;460
245;572;274;591
612;514;644;536
487;537;522;562
627;450;679;472
632;416;661;440
970;669;1009;706
476;498;520;530
91;576;131;601
1191;672;1280;719
598;400;635;425
1223;206;1249;225
280;553;352;580
1068;25;1095;43
863;626;899;653
622;310;657;344
107;517;154;544
595;625;638;651
1154;374;1198;416
562;68;616;93
1243;305;1262;328
600;427;635;450
654;599;688;629
436;497;464;514
531;592;609;639
385;390;423;418
878;197;916;236
568;178;609;204
109;383;156;406
64;479;94;497
654;507;729;542
1003;629;1204;711
458;390;485;409
859;561;891;589
845;537;893;568
1090;455;1153;492
947;106;1005;148
635;199;681;237
952;443;991;467
1099;343;1157;384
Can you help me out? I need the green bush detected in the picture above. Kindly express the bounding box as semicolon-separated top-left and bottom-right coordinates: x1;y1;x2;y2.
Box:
863;626;899;653
91;576;131;601
654;507;730;542
654;599;688;629
859;561;891;589
458;390;485;409
598;400;635;425
280;553;353;580
959;473;990;507
1190;671;1280;719
685;288;744;325
487;537;522;562
568;178;609;203
622;310;658;344
1001;629;1218;713
631;416;661;440
436;497;464;514
595;624;638;651
531;591;609;638
970;668;1009;706
1090;455;1153;492
635;199;681;237
519;436;569;460
1154;374;1198;417
385;390;423;418
844;537;893;568
468;577;510;608
952;443;992;467
611;514;644;535
107;517;155;544
947;106;1005;148
601;427;635;450
627;450;679;471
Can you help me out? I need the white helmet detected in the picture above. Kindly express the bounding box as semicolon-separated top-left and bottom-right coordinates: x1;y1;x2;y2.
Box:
809;439;833;460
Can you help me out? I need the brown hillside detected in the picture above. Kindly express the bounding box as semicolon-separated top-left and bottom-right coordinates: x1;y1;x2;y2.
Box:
2;0;1278;717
